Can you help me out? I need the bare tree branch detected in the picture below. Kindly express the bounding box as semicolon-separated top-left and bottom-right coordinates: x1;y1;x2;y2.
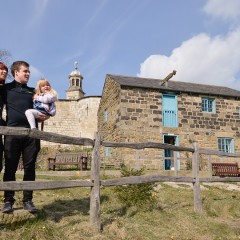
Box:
0;49;13;81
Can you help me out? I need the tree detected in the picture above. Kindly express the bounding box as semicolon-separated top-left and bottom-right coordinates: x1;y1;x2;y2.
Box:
0;49;12;81
0;49;11;64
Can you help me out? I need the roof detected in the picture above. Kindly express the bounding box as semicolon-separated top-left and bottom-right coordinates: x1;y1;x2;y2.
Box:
107;74;240;98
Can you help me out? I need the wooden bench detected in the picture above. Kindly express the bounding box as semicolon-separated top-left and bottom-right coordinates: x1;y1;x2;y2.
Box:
212;162;240;177
100;163;115;170
48;152;88;171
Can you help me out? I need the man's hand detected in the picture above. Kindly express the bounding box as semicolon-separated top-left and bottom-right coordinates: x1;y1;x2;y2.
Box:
33;94;38;99
38;112;50;121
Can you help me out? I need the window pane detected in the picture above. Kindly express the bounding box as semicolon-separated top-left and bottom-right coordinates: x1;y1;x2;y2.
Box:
105;147;109;157
202;98;214;112
218;138;234;153
104;110;108;122
202;99;207;112
225;139;232;153
208;100;213;112
218;138;224;151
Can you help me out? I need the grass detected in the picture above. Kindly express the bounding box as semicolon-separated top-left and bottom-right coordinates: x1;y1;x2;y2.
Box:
0;173;240;240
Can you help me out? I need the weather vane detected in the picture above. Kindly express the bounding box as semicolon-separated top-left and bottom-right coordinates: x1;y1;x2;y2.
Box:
74;61;78;70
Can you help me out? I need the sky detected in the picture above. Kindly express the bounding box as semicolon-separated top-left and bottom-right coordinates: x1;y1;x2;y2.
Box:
1;0;240;99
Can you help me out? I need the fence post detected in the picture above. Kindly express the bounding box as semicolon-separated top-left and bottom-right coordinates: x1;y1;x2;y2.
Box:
208;155;212;177
136;150;140;170
90;132;101;232
192;142;203;213
174;151;178;176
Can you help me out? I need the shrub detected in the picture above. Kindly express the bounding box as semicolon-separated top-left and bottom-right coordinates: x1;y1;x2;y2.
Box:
114;167;157;208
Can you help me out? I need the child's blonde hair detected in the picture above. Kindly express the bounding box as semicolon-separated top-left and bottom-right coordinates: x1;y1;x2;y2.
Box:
35;78;58;98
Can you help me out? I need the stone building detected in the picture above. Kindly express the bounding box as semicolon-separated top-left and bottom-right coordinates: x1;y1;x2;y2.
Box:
98;74;240;170
41;62;101;148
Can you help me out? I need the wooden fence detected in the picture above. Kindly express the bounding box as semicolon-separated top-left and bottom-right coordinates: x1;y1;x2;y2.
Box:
0;126;240;232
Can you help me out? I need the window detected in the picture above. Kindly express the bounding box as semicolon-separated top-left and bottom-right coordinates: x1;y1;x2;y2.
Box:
162;94;178;127
105;147;110;157
104;110;108;122
218;138;234;153
202;98;215;113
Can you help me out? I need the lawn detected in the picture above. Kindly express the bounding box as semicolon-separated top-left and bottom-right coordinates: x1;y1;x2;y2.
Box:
0;173;240;240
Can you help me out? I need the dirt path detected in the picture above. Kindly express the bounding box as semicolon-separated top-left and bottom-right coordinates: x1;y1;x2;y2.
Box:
163;181;240;191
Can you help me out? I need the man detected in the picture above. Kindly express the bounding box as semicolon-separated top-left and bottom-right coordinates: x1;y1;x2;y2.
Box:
2;61;47;213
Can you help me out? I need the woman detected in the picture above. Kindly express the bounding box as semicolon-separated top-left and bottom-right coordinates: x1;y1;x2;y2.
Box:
0;62;8;172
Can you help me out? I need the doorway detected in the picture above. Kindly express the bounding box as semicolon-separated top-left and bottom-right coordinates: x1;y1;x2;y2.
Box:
163;134;178;170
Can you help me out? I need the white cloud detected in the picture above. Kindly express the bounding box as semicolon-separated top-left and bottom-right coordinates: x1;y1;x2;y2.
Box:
29;65;45;88
84;0;108;30
138;0;240;89
27;0;49;29
203;0;240;21
138;28;240;89
30;65;44;79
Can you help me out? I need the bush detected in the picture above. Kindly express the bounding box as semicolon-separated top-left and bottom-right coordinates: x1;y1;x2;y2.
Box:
114;167;157;208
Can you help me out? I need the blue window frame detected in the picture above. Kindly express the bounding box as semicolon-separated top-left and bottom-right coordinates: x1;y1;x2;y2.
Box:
202;98;215;113
218;138;234;153
105;147;110;157
163;134;180;171
162;94;178;127
104;110;108;122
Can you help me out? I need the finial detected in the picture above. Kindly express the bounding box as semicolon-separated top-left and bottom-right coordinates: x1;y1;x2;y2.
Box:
74;61;78;70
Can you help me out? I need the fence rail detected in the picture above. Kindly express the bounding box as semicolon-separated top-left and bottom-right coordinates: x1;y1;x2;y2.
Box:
0;127;240;232
102;140;194;152
0;126;94;146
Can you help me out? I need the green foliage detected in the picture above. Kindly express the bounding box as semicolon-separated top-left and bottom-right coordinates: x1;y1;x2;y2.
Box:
114;167;157;208
185;159;192;170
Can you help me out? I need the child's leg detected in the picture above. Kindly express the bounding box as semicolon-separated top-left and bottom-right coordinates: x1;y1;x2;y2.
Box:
25;109;41;129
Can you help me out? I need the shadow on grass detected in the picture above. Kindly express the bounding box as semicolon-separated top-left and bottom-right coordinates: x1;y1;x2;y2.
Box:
100;205;134;229
42;197;90;222
0;192;147;231
0;197;91;230
0;210;47;230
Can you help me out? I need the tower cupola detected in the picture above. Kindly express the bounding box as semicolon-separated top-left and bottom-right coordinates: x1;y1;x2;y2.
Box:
66;61;84;100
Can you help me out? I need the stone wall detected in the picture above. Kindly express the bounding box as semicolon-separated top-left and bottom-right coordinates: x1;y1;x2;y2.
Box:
41;96;101;148
174;93;240;149
114;86;163;169
165;93;240;170
98;78;164;168
98;76;122;165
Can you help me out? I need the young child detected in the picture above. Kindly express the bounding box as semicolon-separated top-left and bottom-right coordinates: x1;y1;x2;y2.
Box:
25;78;57;129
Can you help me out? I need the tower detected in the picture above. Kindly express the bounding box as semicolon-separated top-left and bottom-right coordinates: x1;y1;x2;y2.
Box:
66;61;84;100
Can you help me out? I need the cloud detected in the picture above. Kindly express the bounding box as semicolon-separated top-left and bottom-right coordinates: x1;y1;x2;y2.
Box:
138;28;240;89
138;0;240;90
27;0;49;29
84;0;108;30
30;65;45;79
203;0;240;21
59;49;85;67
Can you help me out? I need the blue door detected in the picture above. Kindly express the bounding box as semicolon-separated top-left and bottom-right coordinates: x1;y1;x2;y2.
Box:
162;94;178;127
